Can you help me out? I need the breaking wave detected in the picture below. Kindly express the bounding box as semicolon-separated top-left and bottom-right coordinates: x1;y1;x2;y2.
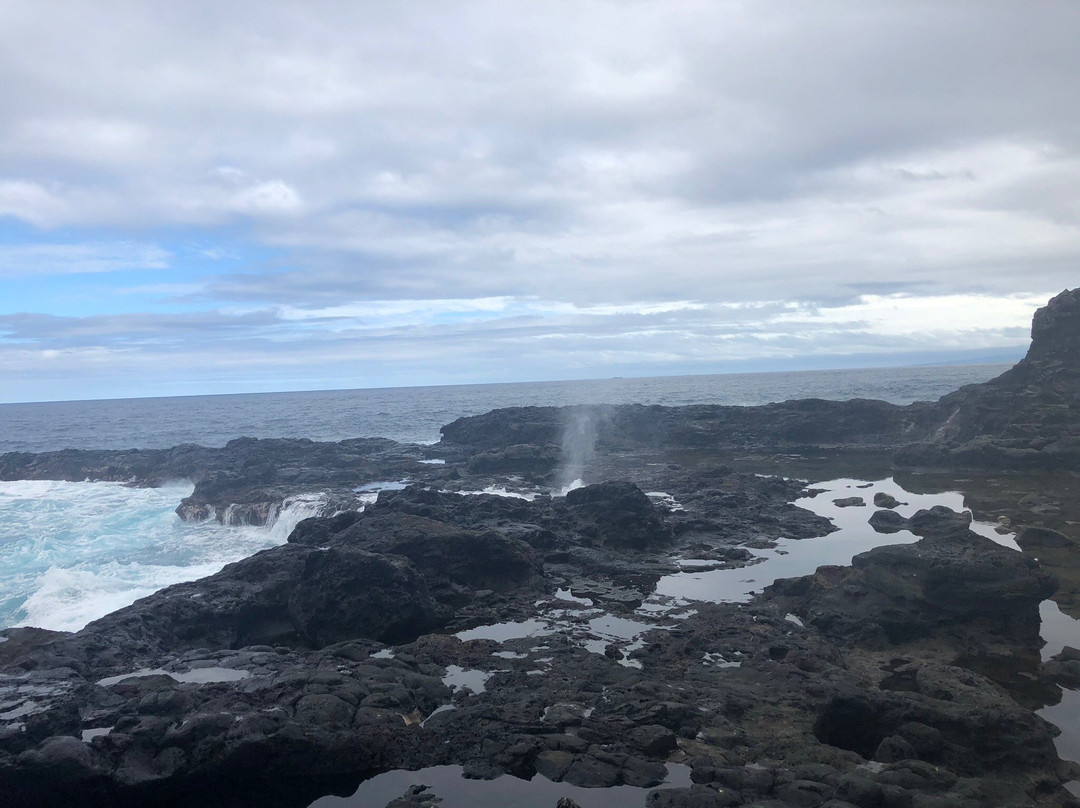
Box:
0;480;324;633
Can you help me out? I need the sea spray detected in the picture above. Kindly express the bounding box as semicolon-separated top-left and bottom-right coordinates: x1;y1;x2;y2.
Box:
557;405;610;494
0;480;327;632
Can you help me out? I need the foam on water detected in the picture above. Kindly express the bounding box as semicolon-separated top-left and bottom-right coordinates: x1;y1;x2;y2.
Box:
0;480;324;632
456;485;538;500
559;478;585;496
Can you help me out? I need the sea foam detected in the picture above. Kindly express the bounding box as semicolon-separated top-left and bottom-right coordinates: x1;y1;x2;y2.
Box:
0;480;323;633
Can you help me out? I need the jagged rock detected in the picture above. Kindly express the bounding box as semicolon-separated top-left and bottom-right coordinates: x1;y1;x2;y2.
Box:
465;443;559;474
764;506;1056;646
16;541;451;660
287;548;447;646
306;509;543;597
898;288;1080;469
564;481;674;549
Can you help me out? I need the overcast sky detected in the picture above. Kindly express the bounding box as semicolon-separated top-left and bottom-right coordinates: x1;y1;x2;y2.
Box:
2;0;1078;402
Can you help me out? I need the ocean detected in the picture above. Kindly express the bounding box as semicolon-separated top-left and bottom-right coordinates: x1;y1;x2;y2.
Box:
0;364;1008;454
0;364;1010;632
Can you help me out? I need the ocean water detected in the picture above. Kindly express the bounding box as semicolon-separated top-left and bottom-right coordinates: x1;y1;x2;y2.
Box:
0;480;325;632
0;364;1009;454
0;364;1011;634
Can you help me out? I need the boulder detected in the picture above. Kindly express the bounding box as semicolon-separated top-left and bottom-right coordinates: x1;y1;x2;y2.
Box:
564;481;674;549
873;492;902;509
295;508;543;599
764;507;1056;646
287;548;446;646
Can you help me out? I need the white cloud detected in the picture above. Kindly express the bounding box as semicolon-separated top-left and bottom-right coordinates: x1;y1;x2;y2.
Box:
0;242;171;277
12;117;151;166
773;293;1051;339
0;1;1076;398
0;181;72;228
230;180;303;215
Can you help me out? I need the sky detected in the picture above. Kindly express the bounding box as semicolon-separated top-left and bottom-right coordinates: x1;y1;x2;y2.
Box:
1;1;1078;403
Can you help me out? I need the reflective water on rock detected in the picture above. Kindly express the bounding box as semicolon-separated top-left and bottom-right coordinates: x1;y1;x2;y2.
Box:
1040;600;1080;661
454;618;556;643
1035;601;1080;794
96;666;252;686
308;763;692;808
652;477;1014;604
441;665;495;695
1039;689;1080;797
310;474;1080;808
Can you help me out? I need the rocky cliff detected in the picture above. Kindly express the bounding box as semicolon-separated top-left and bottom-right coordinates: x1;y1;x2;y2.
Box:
897;288;1080;469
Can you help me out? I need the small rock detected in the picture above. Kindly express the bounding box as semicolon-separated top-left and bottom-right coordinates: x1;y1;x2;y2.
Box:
629;724;679;756
873;492;903;509
1059;646;1080;662
868;510;907;534
833;497;866;508
874;734;918;764
1016;526;1074;550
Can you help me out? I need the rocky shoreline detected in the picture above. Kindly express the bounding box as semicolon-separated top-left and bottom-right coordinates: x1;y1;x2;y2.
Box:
1;290;1079;807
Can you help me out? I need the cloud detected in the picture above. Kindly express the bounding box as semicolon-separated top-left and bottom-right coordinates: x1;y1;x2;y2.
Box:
10;118;152;167
0;242;171;278
0;181;73;228
0;1;1077;399
229;181;303;215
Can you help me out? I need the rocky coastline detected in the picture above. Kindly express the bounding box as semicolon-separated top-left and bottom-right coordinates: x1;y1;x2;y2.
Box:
1;290;1079;807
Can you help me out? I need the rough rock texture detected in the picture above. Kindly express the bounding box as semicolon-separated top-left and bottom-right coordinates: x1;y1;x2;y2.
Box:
764;506;1056;648
897;288;1080;469
440;399;940;467
564;481;674;549
1;471;1074;807
0;437;436;526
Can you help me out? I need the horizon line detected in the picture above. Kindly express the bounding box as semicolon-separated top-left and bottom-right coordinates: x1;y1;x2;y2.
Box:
0;351;1023;408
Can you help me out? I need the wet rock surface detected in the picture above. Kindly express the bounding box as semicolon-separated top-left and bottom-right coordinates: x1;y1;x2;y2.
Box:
1;290;1079;807
1;464;1076;807
0;436;438;526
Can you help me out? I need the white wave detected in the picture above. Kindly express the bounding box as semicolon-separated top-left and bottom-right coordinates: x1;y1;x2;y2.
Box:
457;486;537;500
265;494;327;541
558;479;585;496
0;480;326;633
18;561;224;633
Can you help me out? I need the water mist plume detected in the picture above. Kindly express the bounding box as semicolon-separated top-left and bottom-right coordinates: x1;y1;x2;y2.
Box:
557;406;606;494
